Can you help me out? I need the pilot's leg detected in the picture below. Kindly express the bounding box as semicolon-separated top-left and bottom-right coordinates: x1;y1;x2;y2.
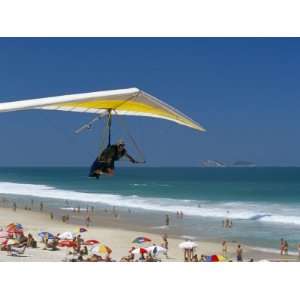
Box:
94;169;102;178
106;168;115;176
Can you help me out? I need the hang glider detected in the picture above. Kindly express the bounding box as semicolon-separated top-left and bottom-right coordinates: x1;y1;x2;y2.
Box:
0;87;205;132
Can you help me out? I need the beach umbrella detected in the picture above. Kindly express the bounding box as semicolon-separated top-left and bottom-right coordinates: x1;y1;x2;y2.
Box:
58;240;77;248
1;239;9;245
132;236;152;244
206;255;226;262
91;244;112;256
131;247;149;255
15;223;23;230
78;227;88;233
84;239;100;246
58;232;75;240
6;239;19;246
146;245;167;255
217;255;227;262
0;231;9;239
38;232;55;240
6;223;23;234
178;241;198;249
6;223;16;231
210;255;219;262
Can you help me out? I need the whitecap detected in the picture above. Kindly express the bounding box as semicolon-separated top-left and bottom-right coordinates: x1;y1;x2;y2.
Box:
0;181;300;227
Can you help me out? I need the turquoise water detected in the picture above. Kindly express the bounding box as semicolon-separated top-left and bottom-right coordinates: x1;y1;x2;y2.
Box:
0;167;299;251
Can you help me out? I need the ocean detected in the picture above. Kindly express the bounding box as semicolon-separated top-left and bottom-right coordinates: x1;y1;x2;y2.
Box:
0;167;299;253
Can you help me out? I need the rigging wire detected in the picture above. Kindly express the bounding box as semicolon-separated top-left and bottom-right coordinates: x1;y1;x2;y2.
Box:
113;110;146;163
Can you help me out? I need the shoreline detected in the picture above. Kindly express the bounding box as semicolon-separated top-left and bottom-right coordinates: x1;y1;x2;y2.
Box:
0;201;298;262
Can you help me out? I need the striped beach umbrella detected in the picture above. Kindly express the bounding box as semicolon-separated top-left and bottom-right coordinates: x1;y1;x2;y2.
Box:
206;255;227;262
84;239;100;246
132;236;152;244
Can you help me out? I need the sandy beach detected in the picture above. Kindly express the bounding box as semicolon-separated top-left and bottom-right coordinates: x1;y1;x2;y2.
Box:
0;201;298;262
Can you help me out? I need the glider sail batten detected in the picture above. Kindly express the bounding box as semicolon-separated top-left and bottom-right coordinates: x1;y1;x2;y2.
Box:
0;87;206;132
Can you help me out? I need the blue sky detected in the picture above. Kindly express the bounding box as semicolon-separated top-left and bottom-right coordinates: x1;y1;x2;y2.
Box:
0;38;299;167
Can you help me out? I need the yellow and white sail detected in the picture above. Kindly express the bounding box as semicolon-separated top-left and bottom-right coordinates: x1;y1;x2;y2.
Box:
0;87;205;132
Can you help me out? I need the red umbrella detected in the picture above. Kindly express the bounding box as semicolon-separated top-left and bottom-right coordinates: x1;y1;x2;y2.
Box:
58;240;77;248
206;255;226;262
211;255;219;262
1;239;8;245
84;239;100;246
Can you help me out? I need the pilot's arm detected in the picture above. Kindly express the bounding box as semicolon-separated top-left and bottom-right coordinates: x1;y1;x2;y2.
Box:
125;152;137;163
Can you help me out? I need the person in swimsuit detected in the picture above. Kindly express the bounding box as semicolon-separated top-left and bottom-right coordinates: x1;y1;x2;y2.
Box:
236;244;243;262
222;240;228;257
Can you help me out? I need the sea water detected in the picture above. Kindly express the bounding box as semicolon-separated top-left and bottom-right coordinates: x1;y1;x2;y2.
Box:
0;167;299;252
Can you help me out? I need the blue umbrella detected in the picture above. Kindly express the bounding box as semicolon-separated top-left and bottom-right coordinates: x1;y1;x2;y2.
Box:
38;232;54;239
16;223;23;229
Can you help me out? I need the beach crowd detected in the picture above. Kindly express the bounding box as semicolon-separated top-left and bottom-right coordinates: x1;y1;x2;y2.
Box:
0;197;300;262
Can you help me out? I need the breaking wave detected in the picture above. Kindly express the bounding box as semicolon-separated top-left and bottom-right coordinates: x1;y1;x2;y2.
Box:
0;181;300;226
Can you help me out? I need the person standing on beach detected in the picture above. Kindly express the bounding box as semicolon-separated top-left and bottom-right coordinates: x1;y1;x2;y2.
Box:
40;201;43;212
162;234;169;259
165;214;170;226
85;215;91;227
284;240;288;255
43;233;49;250
50;212;54;220
222;241;228;257
13;202;17;212
280;238;285;255
76;235;82;253
236;244;243;262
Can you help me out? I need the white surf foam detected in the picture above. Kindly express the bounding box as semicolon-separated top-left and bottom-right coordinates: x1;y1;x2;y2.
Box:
250;246;298;256
0;181;300;226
